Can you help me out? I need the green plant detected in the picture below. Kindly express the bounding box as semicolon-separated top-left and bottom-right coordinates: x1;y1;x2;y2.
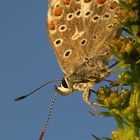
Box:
94;0;140;139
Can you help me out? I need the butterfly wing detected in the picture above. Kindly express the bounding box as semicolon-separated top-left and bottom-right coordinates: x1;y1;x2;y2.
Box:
84;0;119;60
47;0;87;75
47;0;119;75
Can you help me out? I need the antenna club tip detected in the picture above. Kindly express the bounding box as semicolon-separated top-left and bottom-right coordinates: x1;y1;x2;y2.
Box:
39;131;45;140
14;96;27;101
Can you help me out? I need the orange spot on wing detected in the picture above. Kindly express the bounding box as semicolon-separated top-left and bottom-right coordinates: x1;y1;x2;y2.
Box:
64;0;71;5
97;0;106;4
110;2;117;9
54;7;62;16
49;20;55;30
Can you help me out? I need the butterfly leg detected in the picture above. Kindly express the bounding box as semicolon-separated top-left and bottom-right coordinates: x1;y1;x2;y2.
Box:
82;87;98;111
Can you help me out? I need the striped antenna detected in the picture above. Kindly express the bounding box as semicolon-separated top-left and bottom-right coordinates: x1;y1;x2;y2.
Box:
15;79;61;101
39;93;58;140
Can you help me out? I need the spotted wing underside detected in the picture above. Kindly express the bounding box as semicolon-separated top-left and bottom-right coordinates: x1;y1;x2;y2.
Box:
47;0;119;75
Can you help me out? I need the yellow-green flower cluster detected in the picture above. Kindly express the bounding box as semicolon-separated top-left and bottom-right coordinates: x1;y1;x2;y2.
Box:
112;37;140;64
118;0;138;24
97;86;130;109
118;71;133;84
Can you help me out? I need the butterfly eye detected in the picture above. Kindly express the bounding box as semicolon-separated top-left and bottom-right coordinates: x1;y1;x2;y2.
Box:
80;39;87;45
61;78;68;88
92;15;100;22
75;10;81;17
59;25;67;32
67;13;74;20
64;50;72;58
102;13;110;19
54;39;63;46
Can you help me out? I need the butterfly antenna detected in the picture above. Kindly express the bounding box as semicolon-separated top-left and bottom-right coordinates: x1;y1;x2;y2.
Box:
39;93;58;140
15;79;61;101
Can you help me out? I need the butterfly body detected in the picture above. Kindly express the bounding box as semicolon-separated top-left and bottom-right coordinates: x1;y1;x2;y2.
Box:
47;0;120;108
14;1;121;139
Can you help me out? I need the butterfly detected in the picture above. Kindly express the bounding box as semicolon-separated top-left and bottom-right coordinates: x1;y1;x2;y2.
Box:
15;0;120;139
47;0;120;109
